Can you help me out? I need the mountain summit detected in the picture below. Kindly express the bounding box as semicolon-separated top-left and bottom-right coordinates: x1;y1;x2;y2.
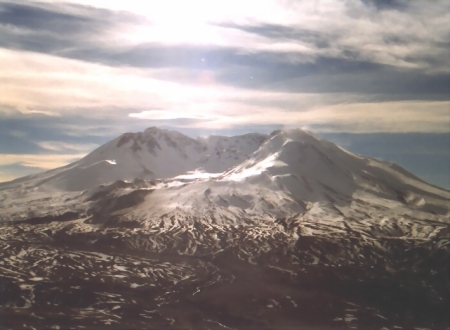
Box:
1;127;267;191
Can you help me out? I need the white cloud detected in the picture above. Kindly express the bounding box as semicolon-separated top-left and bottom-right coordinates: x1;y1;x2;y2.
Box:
128;110;220;121
185;100;450;133
35;141;99;152
1;48;448;134
29;0;449;70
0;48;304;118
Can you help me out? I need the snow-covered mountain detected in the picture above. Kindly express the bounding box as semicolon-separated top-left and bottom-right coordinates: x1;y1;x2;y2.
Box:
0;127;449;329
0;127;267;191
3;127;448;221
221;128;449;215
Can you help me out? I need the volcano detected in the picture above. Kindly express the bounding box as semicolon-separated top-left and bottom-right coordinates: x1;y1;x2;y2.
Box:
0;127;448;329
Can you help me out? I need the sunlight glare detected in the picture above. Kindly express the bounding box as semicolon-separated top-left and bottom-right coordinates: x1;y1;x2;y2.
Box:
126;0;221;45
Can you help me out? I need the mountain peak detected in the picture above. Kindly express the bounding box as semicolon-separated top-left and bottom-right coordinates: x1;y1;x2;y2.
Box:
7;127;269;191
270;127;320;141
144;126;174;136
144;126;162;132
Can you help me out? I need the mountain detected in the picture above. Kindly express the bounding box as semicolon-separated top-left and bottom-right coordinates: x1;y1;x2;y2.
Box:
0;127;267;191
0;127;449;329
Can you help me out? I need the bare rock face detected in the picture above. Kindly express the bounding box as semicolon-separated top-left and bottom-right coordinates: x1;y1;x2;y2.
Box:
0;128;449;329
116;132;162;154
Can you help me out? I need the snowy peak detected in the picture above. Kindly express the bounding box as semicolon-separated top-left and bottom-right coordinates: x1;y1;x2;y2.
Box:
1;128;269;191
108;128;267;163
225;127;352;176
270;127;321;141
222;128;360;202
142;126;201;153
222;128;450;212
113;127;201;156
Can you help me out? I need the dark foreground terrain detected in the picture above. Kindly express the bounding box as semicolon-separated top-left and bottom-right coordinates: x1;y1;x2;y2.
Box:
0;214;448;330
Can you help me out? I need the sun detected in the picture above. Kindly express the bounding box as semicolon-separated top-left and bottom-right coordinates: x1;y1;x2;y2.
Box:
124;0;221;45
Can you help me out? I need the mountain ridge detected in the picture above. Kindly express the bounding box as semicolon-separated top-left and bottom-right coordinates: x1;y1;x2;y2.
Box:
1;127;448;222
0;127;269;191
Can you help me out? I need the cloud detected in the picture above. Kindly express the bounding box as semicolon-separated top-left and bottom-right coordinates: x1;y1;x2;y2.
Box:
0;153;85;169
0;48;181;113
0;2;105;35
2;1;448;71
215;58;450;99
0;46;448;139
1;1;447;102
292;101;450;133
200;100;450;133
215;9;450;71
35;141;99;152
360;0;410;12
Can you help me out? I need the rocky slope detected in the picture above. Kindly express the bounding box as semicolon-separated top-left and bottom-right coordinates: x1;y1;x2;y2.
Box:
0;128;448;329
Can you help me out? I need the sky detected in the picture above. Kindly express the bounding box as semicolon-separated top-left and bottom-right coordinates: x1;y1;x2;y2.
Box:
0;0;449;188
